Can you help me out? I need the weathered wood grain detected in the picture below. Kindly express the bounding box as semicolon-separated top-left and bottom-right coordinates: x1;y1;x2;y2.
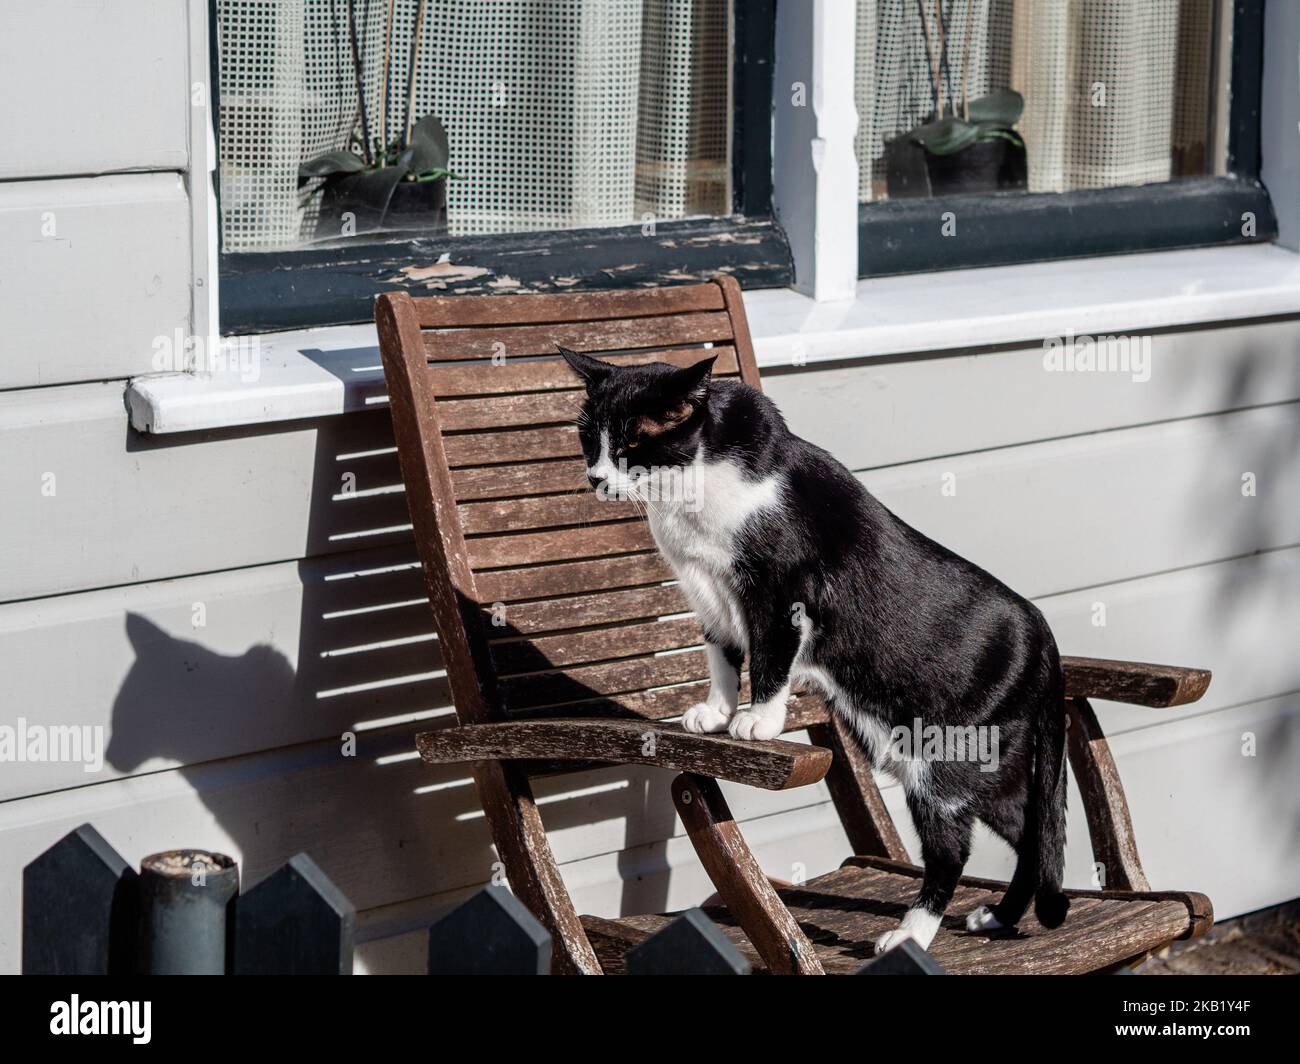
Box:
1065;697;1151;893
491;617;703;675
673;775;826;973
467;520;655;570
587;857;1209;975
423;312;734;360
1062;656;1212;707
378;292;601;974
414;282;725;327
416;721;832;791
427;346;739;397
472;552;674;604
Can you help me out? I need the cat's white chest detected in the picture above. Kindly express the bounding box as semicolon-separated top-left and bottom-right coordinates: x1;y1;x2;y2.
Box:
647;457;783;647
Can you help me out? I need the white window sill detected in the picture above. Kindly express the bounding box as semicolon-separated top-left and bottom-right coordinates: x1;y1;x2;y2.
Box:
127;242;1300;434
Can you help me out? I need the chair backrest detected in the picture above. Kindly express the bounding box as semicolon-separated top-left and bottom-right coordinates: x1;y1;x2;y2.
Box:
376;279;910;960
376;278;837;729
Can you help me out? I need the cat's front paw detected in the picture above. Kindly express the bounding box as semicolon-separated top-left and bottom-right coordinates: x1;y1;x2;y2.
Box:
727;706;785;741
682;702;732;734
873;928;918;955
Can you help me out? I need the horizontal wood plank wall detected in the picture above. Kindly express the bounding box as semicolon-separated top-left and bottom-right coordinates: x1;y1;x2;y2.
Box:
2;542;1296;800
4;385;1297;602
0;174;192;388
0;1;190;180
2;317;1298;970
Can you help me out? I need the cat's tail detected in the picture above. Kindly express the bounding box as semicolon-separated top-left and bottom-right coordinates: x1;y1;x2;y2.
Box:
1032;651;1070;929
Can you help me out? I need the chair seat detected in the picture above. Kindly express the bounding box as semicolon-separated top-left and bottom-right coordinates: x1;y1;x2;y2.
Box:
581;855;1211;975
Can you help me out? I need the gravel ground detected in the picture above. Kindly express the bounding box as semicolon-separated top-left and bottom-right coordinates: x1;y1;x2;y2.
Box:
1136;899;1300;975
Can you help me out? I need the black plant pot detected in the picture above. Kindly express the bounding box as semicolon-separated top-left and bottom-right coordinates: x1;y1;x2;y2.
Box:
885;136;1028;199
314;172;448;240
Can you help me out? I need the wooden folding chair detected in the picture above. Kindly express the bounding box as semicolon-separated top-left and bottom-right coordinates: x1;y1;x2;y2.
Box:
376;278;1212;974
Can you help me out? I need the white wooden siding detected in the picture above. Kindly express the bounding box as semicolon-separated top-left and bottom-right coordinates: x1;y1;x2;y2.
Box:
0;174;191;387
2;328;1298;972
0;1;189;180
6;327;1298;601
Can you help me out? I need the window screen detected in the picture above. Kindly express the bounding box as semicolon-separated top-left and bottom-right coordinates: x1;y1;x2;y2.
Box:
855;0;1220;203
216;0;732;251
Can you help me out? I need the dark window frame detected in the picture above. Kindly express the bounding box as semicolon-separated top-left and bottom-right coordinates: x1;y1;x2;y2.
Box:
857;0;1277;278
214;0;788;335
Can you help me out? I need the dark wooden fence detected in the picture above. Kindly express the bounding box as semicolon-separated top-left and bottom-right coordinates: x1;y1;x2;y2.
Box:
23;824;943;975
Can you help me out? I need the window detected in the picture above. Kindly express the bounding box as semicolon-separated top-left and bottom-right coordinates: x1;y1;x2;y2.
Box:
212;0;787;332
855;0;1275;275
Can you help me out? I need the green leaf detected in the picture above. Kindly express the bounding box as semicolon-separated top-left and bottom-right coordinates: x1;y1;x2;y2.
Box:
298;149;367;180
910;116;980;156
966;88;1023;127
407;114;449;174
975;127;1025;148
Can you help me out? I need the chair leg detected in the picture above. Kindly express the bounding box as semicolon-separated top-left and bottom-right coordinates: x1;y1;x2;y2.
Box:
673;774;825;975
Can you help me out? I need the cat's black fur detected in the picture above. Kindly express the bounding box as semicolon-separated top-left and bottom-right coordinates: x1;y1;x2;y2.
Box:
561;346;1069;936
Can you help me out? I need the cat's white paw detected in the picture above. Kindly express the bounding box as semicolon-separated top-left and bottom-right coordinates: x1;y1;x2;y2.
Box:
874;928;918;955
682;701;732;734
965;905;1004;932
727;708;784;741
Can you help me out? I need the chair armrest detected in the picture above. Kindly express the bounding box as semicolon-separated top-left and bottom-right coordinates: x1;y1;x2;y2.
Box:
1062;656;1211;707
415;719;831;791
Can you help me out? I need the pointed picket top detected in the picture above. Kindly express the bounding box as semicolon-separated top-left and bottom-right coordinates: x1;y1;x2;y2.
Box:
23;823;136;974
625;908;750;975
855;938;947;975
427;884;551;975
232;853;355;975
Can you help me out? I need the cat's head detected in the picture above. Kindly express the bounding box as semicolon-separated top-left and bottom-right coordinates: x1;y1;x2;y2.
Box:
559;346;715;499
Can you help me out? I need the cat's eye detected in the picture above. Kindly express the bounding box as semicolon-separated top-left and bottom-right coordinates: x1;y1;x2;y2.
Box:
626;439;640;449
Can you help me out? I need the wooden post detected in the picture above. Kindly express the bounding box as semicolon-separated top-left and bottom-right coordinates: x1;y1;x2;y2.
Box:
136;849;239;975
427;885;552;975
855;939;946;975
673;774;825;974
626;908;750;975
23;824;137;975
232;854;355;975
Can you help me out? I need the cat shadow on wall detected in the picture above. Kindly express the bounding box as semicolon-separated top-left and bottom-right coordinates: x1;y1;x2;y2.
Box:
104;577;680;967
110;405;685;969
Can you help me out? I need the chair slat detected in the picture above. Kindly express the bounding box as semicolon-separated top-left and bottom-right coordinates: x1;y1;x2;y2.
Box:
443;425;579;467
423;312;734;360
436;366;740;431
483;584;688;636
459;493;640;536
467;521;655;570
438;390;585;432
426;346;738;397
504;680;830;730
473;552;674;604
451;459;588;502
492;617;703;675
500;649;710;711
414;284;724;328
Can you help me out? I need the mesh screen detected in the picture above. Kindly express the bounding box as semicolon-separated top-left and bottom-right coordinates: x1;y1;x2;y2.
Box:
855;0;1217;201
217;0;731;251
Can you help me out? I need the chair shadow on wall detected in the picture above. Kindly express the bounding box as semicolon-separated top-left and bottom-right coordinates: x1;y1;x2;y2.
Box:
108;403;681;971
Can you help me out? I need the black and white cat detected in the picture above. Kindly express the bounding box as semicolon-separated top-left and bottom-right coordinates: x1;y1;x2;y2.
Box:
560;346;1069;954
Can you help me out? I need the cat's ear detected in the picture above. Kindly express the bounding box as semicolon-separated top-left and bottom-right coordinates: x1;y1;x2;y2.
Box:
668;354;716;405
636;355;716;438
558;345;612;387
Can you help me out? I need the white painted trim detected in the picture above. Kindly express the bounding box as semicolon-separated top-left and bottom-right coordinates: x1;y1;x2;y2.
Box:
772;0;859;301
1261;0;1300;251
187;0;220;352
129;242;1300;434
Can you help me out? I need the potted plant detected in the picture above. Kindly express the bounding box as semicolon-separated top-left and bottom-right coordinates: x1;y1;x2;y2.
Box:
298;0;455;239
884;2;1028;199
